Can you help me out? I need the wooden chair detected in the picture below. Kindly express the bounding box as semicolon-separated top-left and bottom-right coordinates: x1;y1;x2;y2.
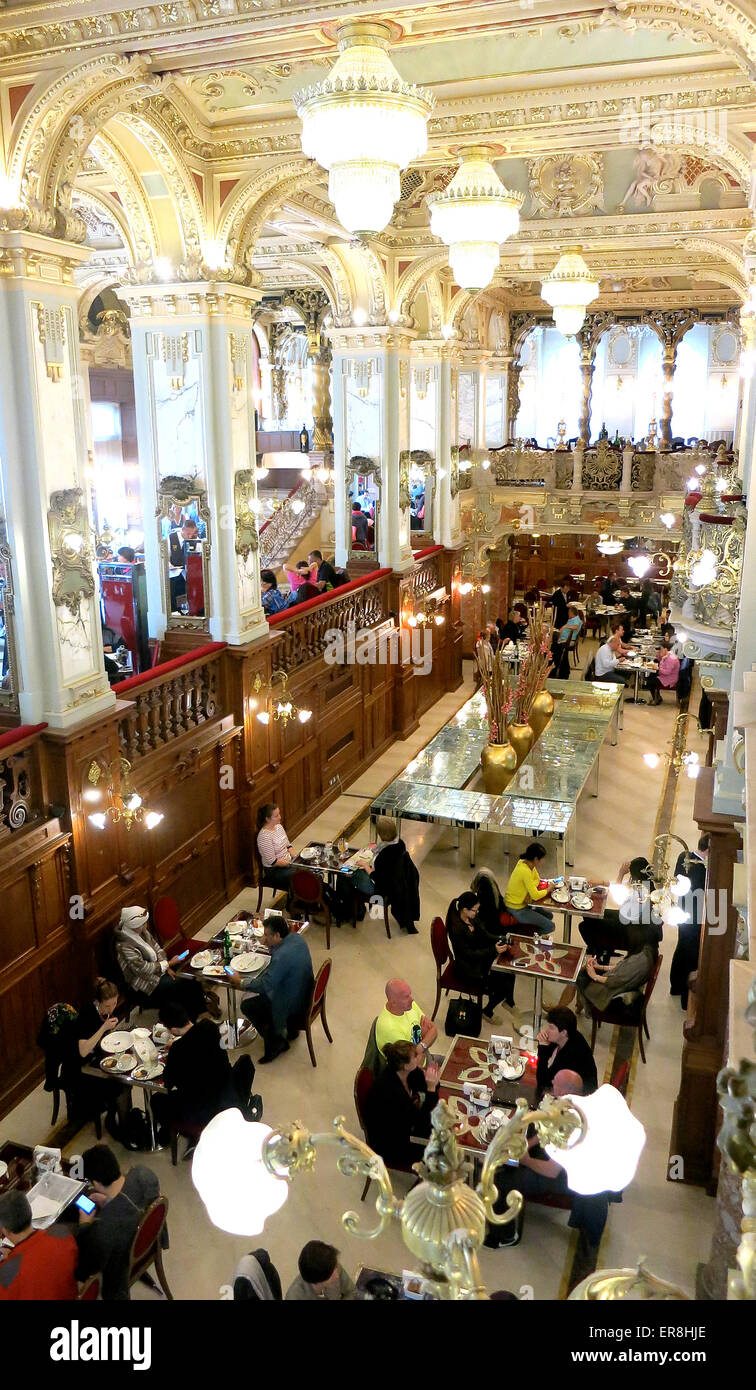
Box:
153;897;205;959
429;915;484;1022
252;838;279;913
588;954;663;1065
291;867;332;949
353;1066;418;1202
304;957;333;1068
78;1272;102;1301
128;1196;173;1300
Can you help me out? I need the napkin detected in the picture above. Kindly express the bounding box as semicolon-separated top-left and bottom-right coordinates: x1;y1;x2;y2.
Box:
133;1036;158;1064
30;1194;60;1224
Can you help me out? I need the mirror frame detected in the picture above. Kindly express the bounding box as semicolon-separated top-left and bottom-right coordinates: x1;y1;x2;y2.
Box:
408;448;435;548
156;474;212;632
346;456;381;565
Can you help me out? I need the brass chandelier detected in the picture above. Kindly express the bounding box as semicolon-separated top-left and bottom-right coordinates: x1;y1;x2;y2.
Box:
85;755;164;832
251;670;312;727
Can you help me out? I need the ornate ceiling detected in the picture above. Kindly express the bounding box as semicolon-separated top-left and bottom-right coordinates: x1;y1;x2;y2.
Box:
2;0;755;338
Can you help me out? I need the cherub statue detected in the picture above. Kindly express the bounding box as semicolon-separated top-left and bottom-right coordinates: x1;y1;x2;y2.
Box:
619;148;665;209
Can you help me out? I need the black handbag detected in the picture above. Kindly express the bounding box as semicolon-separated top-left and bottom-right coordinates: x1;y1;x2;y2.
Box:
444;996;483;1038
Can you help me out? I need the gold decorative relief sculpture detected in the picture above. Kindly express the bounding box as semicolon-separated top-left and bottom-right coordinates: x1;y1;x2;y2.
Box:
48;488;95;619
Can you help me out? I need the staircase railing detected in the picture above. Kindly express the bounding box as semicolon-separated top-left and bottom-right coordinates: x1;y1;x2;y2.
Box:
259;477;325;569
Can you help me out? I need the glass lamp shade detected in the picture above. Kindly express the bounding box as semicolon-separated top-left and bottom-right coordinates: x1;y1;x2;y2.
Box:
192;1111;288;1236
541;250;599;337
546;1085;646;1194
628;554;651;578
428;148;523;290
295;21;432;235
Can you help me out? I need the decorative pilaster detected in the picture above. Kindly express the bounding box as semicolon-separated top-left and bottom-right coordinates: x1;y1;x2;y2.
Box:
312;342;333;451
0;232;113;728
577;340;596;448
119;280;267;648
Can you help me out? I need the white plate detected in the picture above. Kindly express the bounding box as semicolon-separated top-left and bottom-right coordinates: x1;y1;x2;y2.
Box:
191;950;217;970
132;1061;164;1082
100;1030;133;1055
152;1024;172;1046
203;964;228;978
500;1059;527;1080
571;893;593;910
551;889;570;904
100;1052;137;1074
299;847;318;860
230;952;267;974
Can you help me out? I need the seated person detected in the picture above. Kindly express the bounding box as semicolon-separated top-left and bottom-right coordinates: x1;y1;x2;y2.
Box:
156;1001;239;1131
308;549;340;591
231;1249;282;1301
445;891;514;1020
369;816;420;935
114;906;207;1020
645;646;679;705
554;604;582;679
503;843;556;932
610;620;633;655
579;857;662;958
364;1041;440;1168
486;1071;611;1249
234;915;314;1064
286;578;320;607
375;978;438;1058
535;1007;597;1097
116;545;136;564
470;867;509;939
669;836;708;1009
594;633;627;684
74;1144;160;1301
260;569;287;616
66;978;131;1140
617;585;638;619
256;802;296;891
0;1191;78;1300
497;609;525;645
285;1241;358;1301
576;919;659;1013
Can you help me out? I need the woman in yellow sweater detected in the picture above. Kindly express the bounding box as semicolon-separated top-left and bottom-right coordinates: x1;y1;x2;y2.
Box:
504;843;556;933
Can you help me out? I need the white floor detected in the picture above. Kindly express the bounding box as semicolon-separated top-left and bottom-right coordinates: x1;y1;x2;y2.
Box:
3;656;716;1300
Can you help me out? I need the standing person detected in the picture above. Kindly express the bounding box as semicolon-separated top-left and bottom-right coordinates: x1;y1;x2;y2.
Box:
374;978;437;1057
256;802;296;891
75;1145;161;1301
308;549;340;591
669;836;709;1009
285;1242;358;1301
600;572;616;605
370;816;421;934
114;906;208;1019
365;1041;440;1168
234;915;314;1063
167;517;200;611
0;1192;78;1300
550;578;569;630
504;843;556;933
445;891;515;1020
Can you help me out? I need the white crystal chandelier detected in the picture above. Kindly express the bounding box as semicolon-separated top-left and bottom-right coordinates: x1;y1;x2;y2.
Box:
294;20;433;237
541;247;599;336
427;146;523;291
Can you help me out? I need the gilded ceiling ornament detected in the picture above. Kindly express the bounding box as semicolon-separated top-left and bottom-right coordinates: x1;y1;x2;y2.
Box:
528;153;604;217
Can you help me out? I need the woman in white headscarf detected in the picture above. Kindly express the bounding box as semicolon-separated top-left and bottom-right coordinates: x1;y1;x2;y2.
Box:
114;905;209;1019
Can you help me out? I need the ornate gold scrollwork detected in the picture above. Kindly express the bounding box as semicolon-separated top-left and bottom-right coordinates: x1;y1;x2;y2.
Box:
399;450;411;511
48;488;95;619
36;304;67;382
233;469;259;561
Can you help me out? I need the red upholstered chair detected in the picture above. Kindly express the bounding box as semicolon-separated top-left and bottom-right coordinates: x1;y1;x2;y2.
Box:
169;1115;204;1167
430;916;484;1022
291;868;332;949
153;897;204;959
353;1065;419;1202
305;957;333;1068
588;954;663;1065
128;1197;173;1299
78;1273;102;1300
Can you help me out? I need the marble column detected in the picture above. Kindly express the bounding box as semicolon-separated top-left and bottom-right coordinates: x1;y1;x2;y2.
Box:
329;326;414;573
120;279;268;647
621;442;634;492
0;231;114;727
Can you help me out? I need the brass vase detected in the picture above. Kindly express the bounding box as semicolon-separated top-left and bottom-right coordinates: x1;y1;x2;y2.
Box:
507;721;534;769
529;689;554;740
480;741;518;794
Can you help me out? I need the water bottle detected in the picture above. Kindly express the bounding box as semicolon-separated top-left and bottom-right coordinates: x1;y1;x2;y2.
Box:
223;929;231;965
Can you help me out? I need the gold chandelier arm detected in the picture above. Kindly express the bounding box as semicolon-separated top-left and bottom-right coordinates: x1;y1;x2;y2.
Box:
476;1096;586;1223
263;1117;401;1242
441;1229;489;1299
653;552;672;579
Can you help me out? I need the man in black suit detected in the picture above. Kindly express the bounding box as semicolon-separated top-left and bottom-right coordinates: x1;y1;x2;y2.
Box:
168;518;200;611
550;580;569;629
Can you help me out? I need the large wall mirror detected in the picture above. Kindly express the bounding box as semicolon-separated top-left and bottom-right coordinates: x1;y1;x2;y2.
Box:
408;449;434;545
0;516;19;715
347;457;380;563
157;476;211;631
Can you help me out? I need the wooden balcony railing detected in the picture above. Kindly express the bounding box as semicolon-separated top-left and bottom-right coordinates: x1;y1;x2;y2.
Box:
267;568;393;673
113;643;226;762
0;723;48;838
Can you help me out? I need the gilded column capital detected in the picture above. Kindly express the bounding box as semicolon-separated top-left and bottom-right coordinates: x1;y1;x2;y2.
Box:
0;230;90;284
118;279;262;320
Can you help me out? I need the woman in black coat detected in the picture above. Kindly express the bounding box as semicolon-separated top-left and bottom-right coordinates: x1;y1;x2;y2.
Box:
445;891;513;1020
470;870;515;1006
370;818;421;934
365;1042;440;1169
